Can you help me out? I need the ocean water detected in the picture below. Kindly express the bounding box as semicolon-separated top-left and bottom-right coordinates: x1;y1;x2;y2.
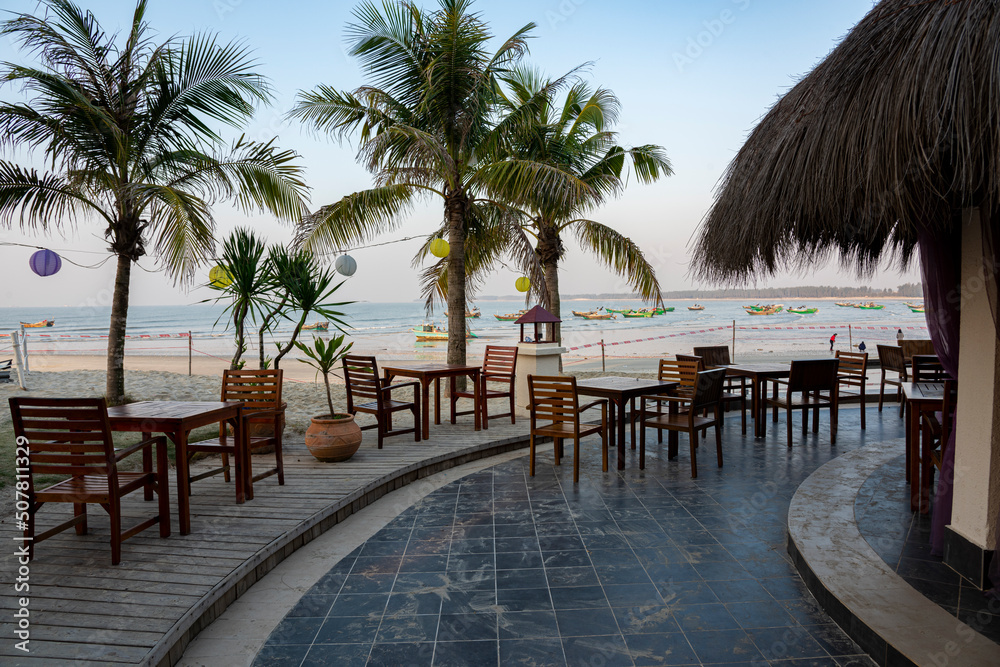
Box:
0;299;929;362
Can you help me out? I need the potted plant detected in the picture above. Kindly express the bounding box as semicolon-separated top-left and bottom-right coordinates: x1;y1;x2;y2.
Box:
294;333;360;462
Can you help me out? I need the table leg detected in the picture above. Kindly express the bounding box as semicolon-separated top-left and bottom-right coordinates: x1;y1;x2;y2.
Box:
435;378;441;425
422;379;432;439
908;404;920;511
617;399;627;470
904;402;912;483
174;431;192;536
919;417;932;514
142;431;154;501
608;402;617;451
668;399;679;459
233;413;249;503
473;371;481;431
384;372;395;432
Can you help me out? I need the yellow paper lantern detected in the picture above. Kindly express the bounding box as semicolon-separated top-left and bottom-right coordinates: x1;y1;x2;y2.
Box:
209;265;233;288
430;238;450;258
515;276;531;293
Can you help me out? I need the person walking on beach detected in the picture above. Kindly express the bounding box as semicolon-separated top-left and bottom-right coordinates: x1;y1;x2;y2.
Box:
830;333;837;351
897;328;904;342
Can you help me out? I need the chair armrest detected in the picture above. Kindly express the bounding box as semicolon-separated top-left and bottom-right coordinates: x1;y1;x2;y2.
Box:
382;380;420;394
114;435;166;462
241;406;282;421
578;399;606;413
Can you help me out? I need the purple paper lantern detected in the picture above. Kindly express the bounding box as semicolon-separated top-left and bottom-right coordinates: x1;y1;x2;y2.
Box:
29;249;62;277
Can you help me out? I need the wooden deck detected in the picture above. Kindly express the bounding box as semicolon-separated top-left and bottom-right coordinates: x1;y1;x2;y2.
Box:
0;420;533;666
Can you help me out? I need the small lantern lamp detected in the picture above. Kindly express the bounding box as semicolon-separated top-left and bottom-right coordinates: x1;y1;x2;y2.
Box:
430;238;450;258
514;305;561;344
29;249;62;277
515;276;531;293
209;264;232;288
335;254;357;276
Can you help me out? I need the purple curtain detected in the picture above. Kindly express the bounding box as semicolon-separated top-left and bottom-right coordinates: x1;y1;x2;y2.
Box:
917;222;962;556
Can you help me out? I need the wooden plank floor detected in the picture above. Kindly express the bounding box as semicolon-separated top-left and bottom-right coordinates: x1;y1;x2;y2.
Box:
0;420;532;667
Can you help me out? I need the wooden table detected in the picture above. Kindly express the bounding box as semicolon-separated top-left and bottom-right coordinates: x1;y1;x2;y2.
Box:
382;363;481;439
719;363;791;438
108;401;244;535
576;376;678;470
902;382;944;513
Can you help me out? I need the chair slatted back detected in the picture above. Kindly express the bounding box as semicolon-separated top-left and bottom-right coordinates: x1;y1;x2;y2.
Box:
690;369;727;413
222;369;282;409
658;359;699;390
483;345;517;379
676;354;705;371
912;354;945;382
528;375;579;425
877;344;907;378
692;346;731;367
343;355;382;402
9;397;116;482
836;351;867;386
899;339;936;364
788;359;840;393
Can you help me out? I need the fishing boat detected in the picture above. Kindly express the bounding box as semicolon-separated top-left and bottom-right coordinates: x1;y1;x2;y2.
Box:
746;305;783;316
581;312;615;320
412;324;477;342
744;304;764;311
302;321;329;331
20;319;55;328
622;310;654;318
787;306;818;314
835;302;855;307
494;313;521;321
857;302;884;310
605;307;631;314
909;305;926;313
688;304;705;311
643;307;674;314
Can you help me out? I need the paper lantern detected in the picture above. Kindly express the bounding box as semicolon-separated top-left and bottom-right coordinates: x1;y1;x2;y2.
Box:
429;238;450;258
29;249;62;277
209;265;233;288
335;254;357;277
515;277;531;293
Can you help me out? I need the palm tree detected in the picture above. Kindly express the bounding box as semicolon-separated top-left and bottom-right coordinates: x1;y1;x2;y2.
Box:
418;70;673;341
0;0;308;403
288;0;587;368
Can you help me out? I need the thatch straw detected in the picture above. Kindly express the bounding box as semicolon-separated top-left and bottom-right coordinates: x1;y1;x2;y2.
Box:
692;0;1000;283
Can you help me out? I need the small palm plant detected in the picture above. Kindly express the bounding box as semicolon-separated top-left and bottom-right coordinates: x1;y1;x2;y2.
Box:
294;334;353;418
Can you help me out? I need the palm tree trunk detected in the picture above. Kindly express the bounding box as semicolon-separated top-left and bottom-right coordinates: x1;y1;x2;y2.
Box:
106;255;131;405
544;261;562;347
446;192;468;384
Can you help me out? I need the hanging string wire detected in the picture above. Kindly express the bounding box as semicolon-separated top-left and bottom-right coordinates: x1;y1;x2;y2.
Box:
1;241;115;269
312;234;427;256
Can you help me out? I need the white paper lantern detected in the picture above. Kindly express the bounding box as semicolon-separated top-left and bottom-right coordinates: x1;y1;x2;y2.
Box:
335;254;357;276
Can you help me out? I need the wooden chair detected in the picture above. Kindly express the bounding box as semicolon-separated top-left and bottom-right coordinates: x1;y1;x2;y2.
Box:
527;375;607;483
925;379;958;474
343;355;420;448
187;369;285;502
899;339;936;365
765;359;839;447
451;345;518;427
835;351;869;429
912;354;948;382
680;353;746;434
8;397;170;565
693;345;749;432
639;368;726;478
877;344;908;416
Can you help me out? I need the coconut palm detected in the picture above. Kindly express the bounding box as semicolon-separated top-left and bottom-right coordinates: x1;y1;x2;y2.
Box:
0;0;308;403
288;0;588;368
416;70;673;340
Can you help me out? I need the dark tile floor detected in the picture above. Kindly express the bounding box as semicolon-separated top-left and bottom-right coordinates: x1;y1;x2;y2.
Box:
855;456;1000;644
253;408;900;667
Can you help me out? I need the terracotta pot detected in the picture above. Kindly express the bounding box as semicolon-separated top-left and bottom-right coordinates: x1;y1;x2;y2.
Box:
305;414;362;462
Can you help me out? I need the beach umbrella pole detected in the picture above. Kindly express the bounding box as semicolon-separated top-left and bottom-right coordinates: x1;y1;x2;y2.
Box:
189;331;193;376
601;339;606;372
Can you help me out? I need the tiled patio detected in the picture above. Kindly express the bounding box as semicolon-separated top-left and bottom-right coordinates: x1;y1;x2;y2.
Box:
251;408;935;667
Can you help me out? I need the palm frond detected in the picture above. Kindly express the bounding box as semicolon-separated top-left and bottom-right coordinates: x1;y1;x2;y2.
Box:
572;219;663;305
0;161;110;229
296;184;416;254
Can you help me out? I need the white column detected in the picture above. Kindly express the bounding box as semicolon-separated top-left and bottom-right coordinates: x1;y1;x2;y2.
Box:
950;208;1000;551
514;343;565;412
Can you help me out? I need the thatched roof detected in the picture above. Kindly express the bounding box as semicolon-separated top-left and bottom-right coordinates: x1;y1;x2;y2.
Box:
692;0;1000;283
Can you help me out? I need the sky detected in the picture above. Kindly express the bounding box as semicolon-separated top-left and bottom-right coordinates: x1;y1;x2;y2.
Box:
0;0;917;308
